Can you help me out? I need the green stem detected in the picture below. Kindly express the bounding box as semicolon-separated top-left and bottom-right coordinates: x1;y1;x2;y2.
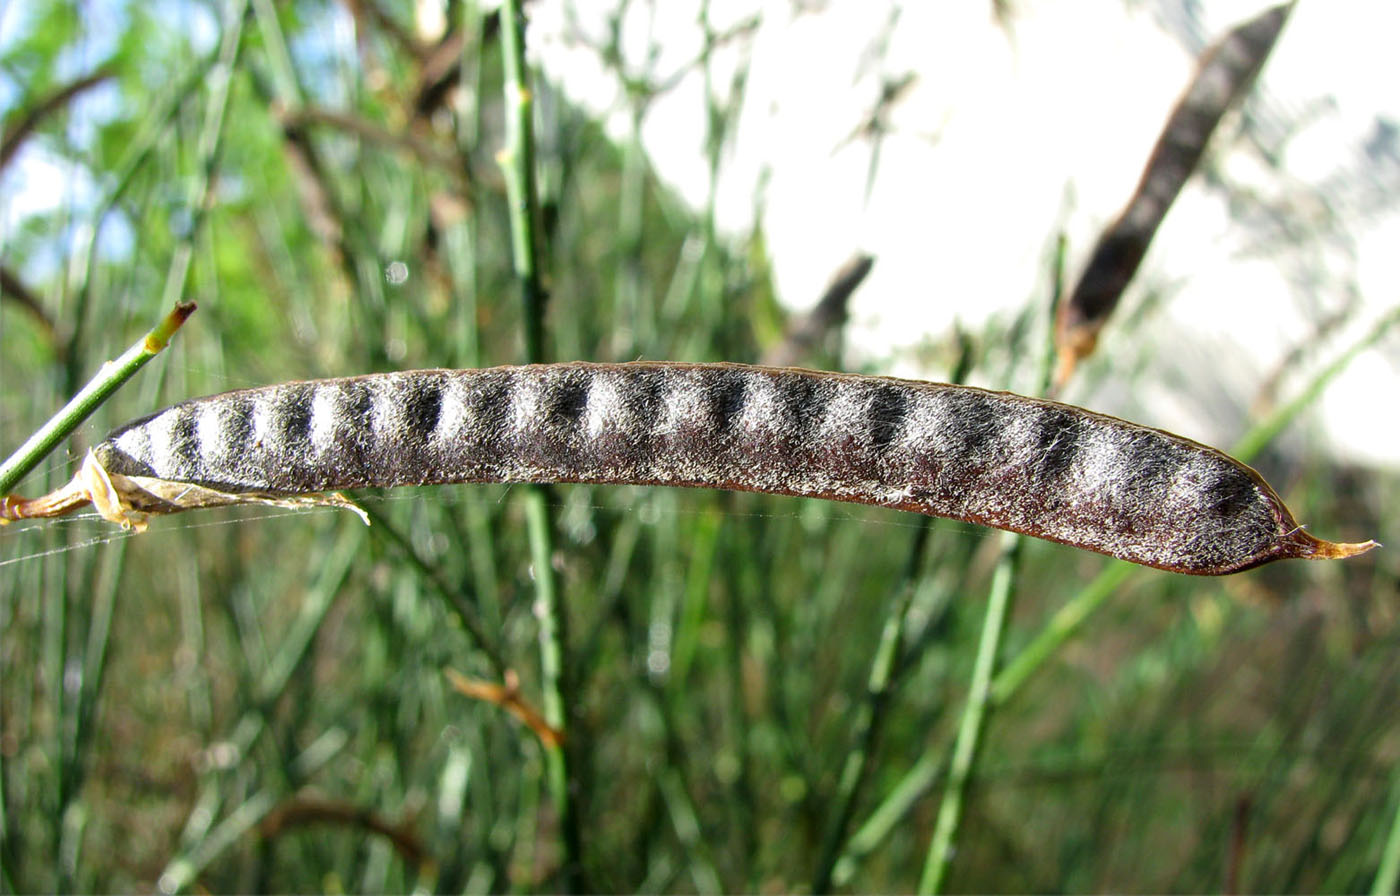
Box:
912;226;1062;893
989;561;1135;707
831;747;946;888
1371;763;1400;895
0;302;196;497
524;485;580;885
499;0;546;363
496;2;581;888
360;504;507;676
812;520;931;892
250;0;303;108
5;0;240;506
1232;305;1400;465
918;533;1023;894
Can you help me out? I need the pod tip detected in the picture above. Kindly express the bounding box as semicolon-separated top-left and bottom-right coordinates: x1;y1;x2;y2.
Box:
1301;535;1380;561
1278;524;1379;563
1314;538;1380;560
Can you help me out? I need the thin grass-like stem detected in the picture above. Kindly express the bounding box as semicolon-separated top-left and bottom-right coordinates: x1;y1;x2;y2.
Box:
65;55;218;392
913;236;1060;893
0;301;195;498
918;533;1023;894
162;520;360;890
523;484;580;875
1371;762;1400;894
497;1;582;888
1232;306;1400;465
498;0;546;364
4;0;241;504
812;520;931;893
361;504;507;676
989;561;1135;707
831;746;946;887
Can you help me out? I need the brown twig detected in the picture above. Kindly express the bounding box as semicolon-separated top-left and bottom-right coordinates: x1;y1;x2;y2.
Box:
277;105;472;192
0;265;59;347
281;121;347;249
1224;792;1253;893
1249;303;1351;418
835;73;918;150
414;29;467;120
538;11;760;107
445;668;564;749
412;14;503;122
260;794;431;869
338;0;425;61
248;59;350;258
0;67;114;171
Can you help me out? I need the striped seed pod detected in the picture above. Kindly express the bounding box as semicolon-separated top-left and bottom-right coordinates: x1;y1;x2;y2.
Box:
4;361;1370;575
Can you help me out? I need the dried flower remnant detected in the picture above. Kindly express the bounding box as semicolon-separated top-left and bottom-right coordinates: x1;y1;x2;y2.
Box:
2;362;1374;575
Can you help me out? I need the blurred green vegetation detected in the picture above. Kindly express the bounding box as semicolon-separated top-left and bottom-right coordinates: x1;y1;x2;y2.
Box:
1;1;1397;893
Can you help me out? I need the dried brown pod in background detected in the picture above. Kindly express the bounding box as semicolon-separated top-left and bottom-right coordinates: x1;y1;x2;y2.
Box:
1054;2;1296;386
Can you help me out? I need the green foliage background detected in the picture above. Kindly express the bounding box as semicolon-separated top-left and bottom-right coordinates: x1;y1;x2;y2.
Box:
1;1;1397;893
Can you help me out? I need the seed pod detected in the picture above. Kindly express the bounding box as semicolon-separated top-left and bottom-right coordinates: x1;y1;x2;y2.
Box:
763;253;873;368
3;362;1372;576
1055;2;1295;385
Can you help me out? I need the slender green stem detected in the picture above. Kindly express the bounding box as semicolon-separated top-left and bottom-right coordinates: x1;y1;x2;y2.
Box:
161;791;280;895
499;0;546;363
67;543;127;804
165;524;358;878
911;226;1063;893
832;747;946;888
989;561;1135;707
812;520;931;892
496;1;581;888
524;494;564;733
0;301;196;497
523;486;581;885
1232;305;1400;465
360;504;507;676
250;0;303;108
919;534;1022;894
159;2;242;313
1372;765;1400;894
658;766;724;894
866;299;1393;884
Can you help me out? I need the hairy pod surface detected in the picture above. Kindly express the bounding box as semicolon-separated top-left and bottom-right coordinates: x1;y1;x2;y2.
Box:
80;362;1372;575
